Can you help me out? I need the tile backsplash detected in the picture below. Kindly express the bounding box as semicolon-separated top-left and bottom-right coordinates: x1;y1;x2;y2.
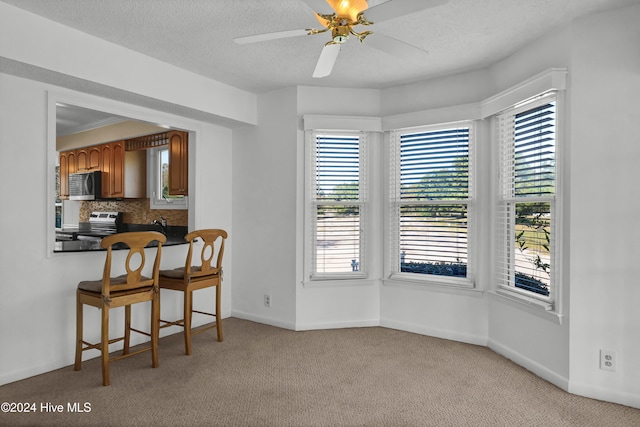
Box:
80;199;188;226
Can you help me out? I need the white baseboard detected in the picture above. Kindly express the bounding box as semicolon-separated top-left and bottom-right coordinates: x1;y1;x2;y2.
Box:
488;338;569;391
231;310;296;330
232;310;379;331
569;380;640;409
381;318;488;346
294;319;380;331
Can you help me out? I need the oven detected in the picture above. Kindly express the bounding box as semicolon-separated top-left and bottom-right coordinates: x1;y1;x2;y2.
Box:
55;211;122;241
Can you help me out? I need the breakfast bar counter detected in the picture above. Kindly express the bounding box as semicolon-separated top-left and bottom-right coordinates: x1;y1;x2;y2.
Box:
54;224;190;253
54;234;189;253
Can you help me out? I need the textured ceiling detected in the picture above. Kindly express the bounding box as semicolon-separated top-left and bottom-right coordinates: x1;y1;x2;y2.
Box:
4;0;639;95
56;104;126;136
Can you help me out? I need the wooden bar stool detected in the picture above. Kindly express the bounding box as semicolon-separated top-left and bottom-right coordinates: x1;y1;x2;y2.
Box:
74;231;166;386
159;229;227;355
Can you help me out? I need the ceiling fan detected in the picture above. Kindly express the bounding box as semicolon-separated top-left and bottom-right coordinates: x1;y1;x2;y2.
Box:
233;0;447;78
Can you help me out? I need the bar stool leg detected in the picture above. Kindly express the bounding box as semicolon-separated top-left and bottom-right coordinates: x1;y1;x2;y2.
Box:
151;293;159;368
184;290;193;355
101;306;110;386
123;305;131;356
215;284;223;342
74;291;83;371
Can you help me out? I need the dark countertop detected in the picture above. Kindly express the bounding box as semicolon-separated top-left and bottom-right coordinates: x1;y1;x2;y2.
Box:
54;224;189;253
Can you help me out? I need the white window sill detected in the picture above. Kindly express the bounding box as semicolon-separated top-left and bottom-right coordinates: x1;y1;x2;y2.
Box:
303;277;377;288
488;289;563;324
389;272;475;287
150;195;188;210
383;274;483;298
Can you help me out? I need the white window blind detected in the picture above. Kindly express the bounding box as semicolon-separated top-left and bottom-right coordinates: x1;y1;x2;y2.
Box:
390;124;472;282
497;94;556;299
311;132;366;277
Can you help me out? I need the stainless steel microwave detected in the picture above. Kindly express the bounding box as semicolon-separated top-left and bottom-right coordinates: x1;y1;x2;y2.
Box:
69;171;102;200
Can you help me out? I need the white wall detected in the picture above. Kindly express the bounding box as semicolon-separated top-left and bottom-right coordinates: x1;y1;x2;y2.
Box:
379;69;493;347
190;122;234;319
381;68;492;117
231;86;385;331
0;74;233;385
568;3;640;407
485;28;573;389
296;86;384;330
231;87;299;329
0;0;238;385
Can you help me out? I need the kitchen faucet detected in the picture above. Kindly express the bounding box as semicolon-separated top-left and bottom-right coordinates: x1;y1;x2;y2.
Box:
151;216;167;234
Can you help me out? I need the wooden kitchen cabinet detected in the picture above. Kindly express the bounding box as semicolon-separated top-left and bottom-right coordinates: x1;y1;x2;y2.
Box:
76;149;88;172
76;146;101;172
59;146;101;198
58;149;77;199
67;150;78;174
58;131;164;201
101;140;145;199
59;151;70;199
168;130;188;196
101;141;123;198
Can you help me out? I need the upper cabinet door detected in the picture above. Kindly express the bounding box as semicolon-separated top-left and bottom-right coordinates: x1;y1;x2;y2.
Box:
76;146;101;172
168;130;188;196
67;150;77;174
59;151;69;199
76;149;88;172
101;140;125;198
100;143;112;198
111;141;125;198
88;146;101;171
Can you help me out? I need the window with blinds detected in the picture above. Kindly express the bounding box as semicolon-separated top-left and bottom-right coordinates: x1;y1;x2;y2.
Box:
497;95;556;299
311;133;366;277
390;125;472;282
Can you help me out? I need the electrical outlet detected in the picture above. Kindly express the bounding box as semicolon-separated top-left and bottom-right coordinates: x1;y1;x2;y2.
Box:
600;349;616;371
264;294;271;308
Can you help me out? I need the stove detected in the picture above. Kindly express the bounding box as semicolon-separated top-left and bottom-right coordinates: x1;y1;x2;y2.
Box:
55;211;123;242
87;211;123;235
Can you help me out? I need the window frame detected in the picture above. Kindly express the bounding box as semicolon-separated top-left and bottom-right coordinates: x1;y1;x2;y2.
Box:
388;121;476;288
495;91;560;308
148;146;188;210
306;130;369;281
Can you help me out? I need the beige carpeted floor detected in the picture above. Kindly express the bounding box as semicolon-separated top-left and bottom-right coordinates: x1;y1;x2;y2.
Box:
0;318;638;426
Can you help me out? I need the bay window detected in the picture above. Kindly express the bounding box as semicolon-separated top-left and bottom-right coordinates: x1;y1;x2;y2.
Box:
389;123;474;285
308;132;367;279
496;93;557;302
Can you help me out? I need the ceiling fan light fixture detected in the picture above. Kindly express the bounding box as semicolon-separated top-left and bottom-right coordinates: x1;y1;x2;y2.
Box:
326;0;368;22
235;0;444;79
332;26;350;43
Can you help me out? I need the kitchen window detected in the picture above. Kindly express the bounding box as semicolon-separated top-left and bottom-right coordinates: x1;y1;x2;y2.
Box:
389;123;474;286
149;146;187;210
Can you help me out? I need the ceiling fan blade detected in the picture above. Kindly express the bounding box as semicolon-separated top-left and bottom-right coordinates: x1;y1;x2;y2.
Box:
301;0;336;15
233;29;309;45
364;0;448;23
364;33;429;60
313;43;341;78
